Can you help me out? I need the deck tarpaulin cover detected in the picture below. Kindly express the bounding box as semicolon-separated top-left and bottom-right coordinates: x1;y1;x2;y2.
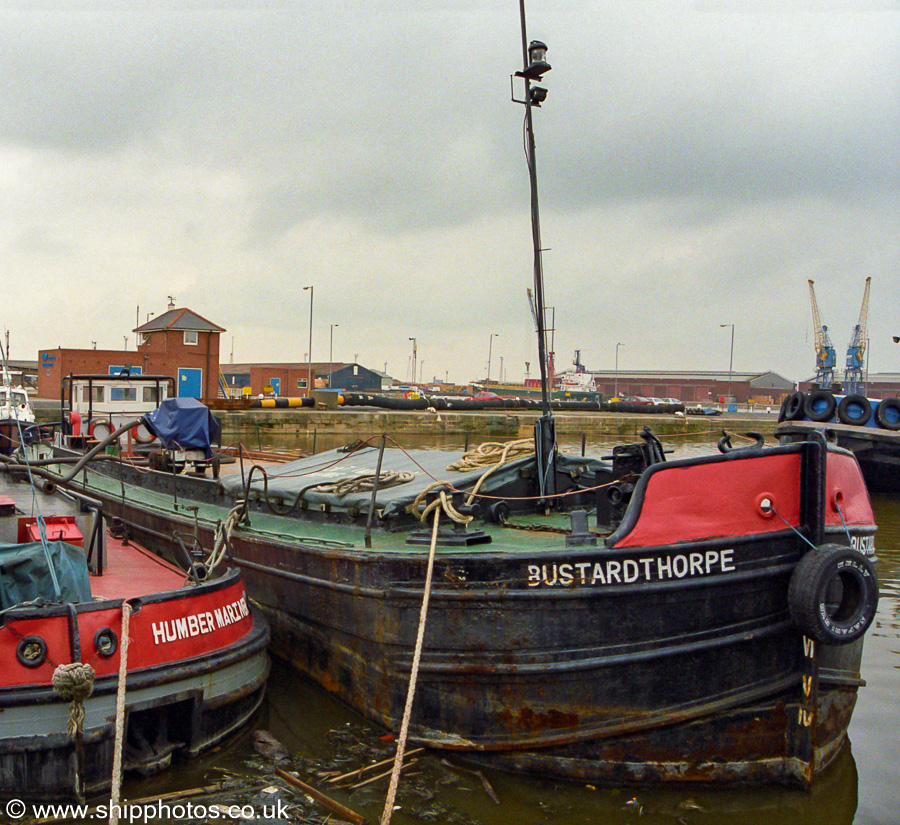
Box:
142;398;220;458
0;540;92;609
219;445;606;520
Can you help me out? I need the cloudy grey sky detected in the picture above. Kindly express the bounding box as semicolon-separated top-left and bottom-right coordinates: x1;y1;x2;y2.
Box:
2;0;898;386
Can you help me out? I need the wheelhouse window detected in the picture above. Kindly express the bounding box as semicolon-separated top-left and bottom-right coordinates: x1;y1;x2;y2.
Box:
82;386;104;403
142;387;161;403
110;387;138;402
184;330;198;345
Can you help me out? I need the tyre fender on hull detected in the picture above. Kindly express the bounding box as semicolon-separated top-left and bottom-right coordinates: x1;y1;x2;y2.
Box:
836;394;871;426
781;391;806;422
788;544;878;644
804;390;836;422
874;397;900;431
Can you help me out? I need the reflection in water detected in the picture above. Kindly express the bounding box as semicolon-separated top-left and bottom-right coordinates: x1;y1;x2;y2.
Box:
258;659;864;825
99;435;899;823
114;655;859;825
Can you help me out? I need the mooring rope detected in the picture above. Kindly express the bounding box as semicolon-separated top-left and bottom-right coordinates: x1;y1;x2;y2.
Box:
408;482;472;525
51;663;96;738
310;470;416;497
208;502;244;573
109;601;132;825
379;505;441;825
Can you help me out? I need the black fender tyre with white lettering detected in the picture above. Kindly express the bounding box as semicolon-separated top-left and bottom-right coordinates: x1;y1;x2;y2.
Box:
788;544;878;645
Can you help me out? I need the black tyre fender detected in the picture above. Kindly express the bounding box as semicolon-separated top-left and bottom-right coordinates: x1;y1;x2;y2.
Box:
777;395;790;423
804;390;836;422
784;391;807;421
837;394;872;425
788;544;878;644
874;397;900;431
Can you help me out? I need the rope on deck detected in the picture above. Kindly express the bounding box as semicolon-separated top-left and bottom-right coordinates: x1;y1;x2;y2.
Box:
379;505;442;825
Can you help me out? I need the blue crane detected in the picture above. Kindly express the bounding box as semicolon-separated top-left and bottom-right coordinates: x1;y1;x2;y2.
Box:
843;277;871;395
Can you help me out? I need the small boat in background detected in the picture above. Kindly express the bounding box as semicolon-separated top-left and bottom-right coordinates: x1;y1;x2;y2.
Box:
0;368;37;457
0;450;269;801
57;371;176;452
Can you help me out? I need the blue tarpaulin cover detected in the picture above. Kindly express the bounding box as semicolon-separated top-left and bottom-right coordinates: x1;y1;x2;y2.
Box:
142;398;220;458
0;540;92;609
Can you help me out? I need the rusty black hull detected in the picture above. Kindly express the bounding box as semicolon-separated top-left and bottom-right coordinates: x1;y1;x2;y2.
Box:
42;441;876;787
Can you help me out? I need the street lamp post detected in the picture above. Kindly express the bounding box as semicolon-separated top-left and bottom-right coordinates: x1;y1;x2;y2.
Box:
487;333;499;384
329;323;339;389
615;342;623;397
720;323;735;404
303;286;314;397
409;338;417;385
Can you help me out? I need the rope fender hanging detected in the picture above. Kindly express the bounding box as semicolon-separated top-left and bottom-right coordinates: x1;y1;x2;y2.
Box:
51;662;96;738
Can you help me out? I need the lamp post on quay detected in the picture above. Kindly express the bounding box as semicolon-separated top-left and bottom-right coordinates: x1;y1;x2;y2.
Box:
303;286;314;397
615;342;623;398
409;338;417;386
720;323;735;405
329;324;339;389
487;333;499;385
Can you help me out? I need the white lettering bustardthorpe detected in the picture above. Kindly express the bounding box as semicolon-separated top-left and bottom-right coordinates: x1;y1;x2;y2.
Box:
851;535;876;556
526;550;736;588
151;595;250;645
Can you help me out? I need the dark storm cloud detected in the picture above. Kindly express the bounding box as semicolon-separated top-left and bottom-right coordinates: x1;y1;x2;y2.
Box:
2;1;897;383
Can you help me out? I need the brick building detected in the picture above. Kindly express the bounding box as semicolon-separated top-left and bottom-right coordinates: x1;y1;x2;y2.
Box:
799;373;900;399
38;306;224;401
221;362;384;397
543;369;796;405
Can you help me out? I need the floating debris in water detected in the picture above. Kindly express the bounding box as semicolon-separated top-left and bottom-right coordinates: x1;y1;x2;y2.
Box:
252;730;291;762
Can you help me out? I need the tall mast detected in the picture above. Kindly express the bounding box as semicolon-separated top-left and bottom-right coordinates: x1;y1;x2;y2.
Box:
514;1;556;502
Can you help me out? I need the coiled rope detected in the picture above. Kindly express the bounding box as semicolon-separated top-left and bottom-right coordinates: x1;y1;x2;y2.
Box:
446;439;534;472
51;663;96;738
408;483;473;525
310;470;415;497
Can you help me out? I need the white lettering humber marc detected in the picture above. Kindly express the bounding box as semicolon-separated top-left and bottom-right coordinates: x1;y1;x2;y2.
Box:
151;596;250;645
526;550;736;588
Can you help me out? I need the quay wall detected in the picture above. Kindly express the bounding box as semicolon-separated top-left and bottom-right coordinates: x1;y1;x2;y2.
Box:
212;408;779;449
34;399;779;450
